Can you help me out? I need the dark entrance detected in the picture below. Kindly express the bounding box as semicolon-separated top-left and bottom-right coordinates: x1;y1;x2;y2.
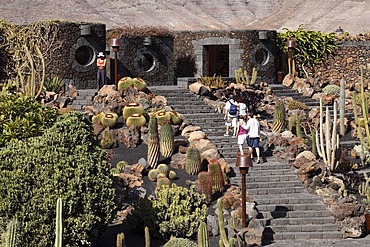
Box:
205;45;229;77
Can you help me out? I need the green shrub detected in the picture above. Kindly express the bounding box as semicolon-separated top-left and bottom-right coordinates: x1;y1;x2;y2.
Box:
323;84;341;96
153;184;207;238
163;237;197;247
0;111;116;246
44;76;64;93
0;94;59;146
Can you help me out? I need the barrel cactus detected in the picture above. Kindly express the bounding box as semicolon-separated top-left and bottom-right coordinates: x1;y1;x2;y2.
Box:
208;161;224;193
272;100;286;133
148;169;159;182
118;76;134;91
133;77;147;91
92;112;104;125
168;170;177;180
169;111;183;125
101;112;118;128
160;122;174;158
156;110;172;125
185;145;202;175
122;102;144;120
157;177;171;188
147;117;160;168
126;113;146;127
157;163;169;176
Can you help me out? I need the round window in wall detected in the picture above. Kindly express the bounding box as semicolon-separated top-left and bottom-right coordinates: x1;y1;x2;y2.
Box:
139;53;155;72
75;46;94;66
255;48;269;66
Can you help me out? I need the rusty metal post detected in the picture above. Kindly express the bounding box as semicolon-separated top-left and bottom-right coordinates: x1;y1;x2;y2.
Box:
287;39;296;75
110;38;120;87
237;153;253;228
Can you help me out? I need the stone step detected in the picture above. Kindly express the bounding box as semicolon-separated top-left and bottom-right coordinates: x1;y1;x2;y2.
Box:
258;210;333;219
257;203;328;212
252;194;322;205
263;229;342;241
245;180;303;189
261;216;337;226
246;186;306;195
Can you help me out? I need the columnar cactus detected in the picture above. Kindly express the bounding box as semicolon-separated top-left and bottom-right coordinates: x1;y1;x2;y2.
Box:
197;221;210;247
272;100;286;133
339;78;346;136
5;218;18;247
217;199;236;247
195;171;212;203
116;232;126;247
295;114;302;138
122;102;144;120
208;161;224;193
147;117;160;168
288;114;296;133
145;226;150;247
185;145;202;175
315;98;340;173
54;198;63;247
126;113;146;127
160;122;174;158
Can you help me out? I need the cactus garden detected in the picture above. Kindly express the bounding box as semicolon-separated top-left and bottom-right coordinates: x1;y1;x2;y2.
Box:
1;19;370;247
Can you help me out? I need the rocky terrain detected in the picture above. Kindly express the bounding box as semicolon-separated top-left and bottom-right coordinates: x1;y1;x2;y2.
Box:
0;0;369;34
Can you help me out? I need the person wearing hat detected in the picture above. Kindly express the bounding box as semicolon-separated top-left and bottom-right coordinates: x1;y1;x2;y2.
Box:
96;52;107;90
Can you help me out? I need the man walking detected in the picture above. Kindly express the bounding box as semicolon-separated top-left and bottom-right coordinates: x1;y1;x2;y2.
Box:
224;95;238;137
96;52;107;90
245;112;262;163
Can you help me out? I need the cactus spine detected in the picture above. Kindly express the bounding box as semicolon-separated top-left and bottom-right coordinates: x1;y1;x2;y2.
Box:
217;199;236;247
315;98;340;173
54;198;63;247
272;100;286;133
147;117;160;168
185;146;202;175
160;122;174;158
208;161;224;193
339;78;346;136
197;222;209;247
116;232;126;247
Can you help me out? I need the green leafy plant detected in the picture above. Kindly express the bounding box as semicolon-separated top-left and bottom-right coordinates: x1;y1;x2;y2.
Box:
0;94;59;146
45;76;64;93
277;25;337;77
0;111;116;246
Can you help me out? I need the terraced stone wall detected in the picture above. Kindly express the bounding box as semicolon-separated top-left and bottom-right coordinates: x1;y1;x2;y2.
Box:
314;40;370;87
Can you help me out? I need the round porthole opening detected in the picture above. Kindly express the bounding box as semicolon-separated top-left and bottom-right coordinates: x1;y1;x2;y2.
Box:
139;53;155;72
255;48;269;66
75;46;94;66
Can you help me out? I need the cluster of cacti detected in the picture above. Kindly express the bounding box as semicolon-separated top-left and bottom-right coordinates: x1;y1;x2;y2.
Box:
100;112;119;128
126;113;146;127
116;232;126;247
122;102;145;120
159;122;174;157
359;173;370;201
185;145;202;175
195;171;212;203
196;74;225;89
208;160;224;193
100;130;116;149
217;199;237;247
286;99;309;110
148;164;177;182
235;67;257;85
147;117;160;168
197;222;209;247
272;100;286;133
54;198;63;247
315;97;340;172
117;77;147;91
5;218;18;247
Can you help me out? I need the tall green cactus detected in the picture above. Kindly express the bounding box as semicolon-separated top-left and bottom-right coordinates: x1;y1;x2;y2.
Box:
295;114;302;138
116;232;126;247
311;129;317;157
160;122;174;158
217;199;236;247
185;146;202;175
197;222;209;247
339;78;346;136
234;67;257;85
5;218;18;247
148;117;160;168
208;161;224;193
196;171;212;203
353;67;370;166
288;114;296;133
145;226;150;247
315;98;340;173
54;198;63;247
272;100;286;133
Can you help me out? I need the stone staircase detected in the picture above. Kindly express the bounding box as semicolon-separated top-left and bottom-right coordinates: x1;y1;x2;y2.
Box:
149;86;342;244
68;89;97;110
